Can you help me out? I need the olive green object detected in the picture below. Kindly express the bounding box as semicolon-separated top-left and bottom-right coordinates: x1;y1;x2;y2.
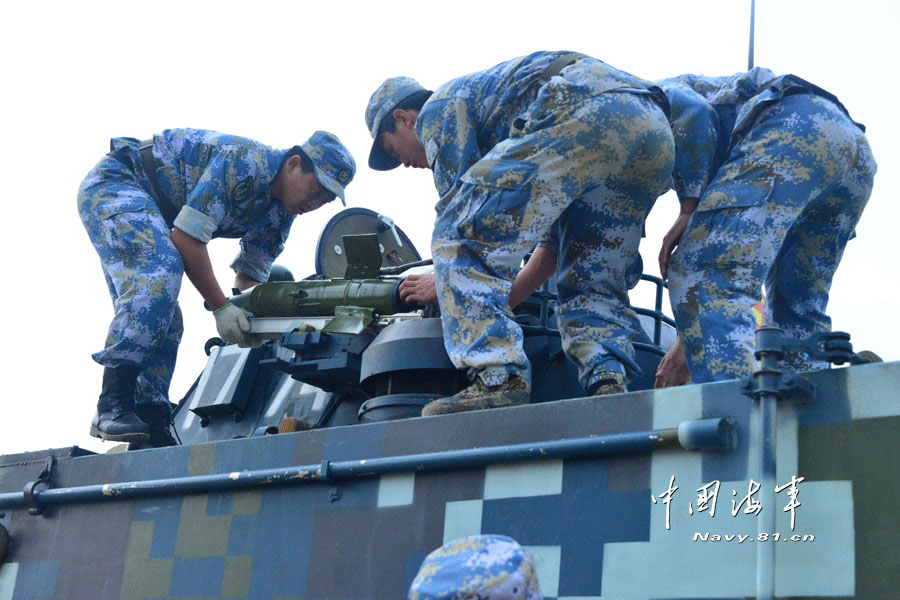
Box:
230;279;408;318
266;264;295;282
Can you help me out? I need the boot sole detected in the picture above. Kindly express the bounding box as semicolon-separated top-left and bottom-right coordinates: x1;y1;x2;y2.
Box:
90;425;151;443
591;384;628;396
423;394;529;416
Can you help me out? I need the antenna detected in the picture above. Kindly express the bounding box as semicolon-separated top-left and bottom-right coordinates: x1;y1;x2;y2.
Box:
748;0;756;70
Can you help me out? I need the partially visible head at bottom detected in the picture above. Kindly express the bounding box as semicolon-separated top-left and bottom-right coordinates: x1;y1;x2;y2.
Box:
408;534;542;600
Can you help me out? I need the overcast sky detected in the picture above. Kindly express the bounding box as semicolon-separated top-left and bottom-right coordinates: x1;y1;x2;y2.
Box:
1;0;897;455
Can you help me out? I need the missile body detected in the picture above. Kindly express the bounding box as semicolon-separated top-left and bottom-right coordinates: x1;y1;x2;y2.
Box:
230;279;419;318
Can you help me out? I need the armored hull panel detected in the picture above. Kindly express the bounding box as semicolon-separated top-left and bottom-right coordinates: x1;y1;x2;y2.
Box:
1;361;898;599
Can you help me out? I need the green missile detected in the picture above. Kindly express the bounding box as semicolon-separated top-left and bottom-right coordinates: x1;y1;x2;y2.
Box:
230;279;421;318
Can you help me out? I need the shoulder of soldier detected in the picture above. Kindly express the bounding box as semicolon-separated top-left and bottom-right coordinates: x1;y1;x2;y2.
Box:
165;128;273;158
427;75;469;104
426;53;527;103
698;68;779;103
656;76;697;97
416;81;461;134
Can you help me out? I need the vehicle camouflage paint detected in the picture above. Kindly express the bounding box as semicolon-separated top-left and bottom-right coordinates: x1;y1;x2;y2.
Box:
0;208;896;599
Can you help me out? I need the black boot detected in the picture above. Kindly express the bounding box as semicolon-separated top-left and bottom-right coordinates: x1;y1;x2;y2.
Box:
90;365;151;443
134;402;179;448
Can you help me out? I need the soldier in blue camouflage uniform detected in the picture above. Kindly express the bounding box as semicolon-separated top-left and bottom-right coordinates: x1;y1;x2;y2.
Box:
78;129;355;444
367;51;674;414
408;535;542;600
656;68;876;383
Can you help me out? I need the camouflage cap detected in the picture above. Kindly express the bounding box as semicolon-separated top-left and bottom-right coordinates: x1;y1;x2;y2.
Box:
365;76;426;171
300;130;356;205
408;535;542;600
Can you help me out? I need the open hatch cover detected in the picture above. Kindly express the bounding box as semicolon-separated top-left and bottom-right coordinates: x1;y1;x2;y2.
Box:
314;208;422;279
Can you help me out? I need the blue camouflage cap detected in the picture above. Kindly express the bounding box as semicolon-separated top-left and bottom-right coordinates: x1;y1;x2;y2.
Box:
408;535;542;600
365;76;426;171
300;130;356;205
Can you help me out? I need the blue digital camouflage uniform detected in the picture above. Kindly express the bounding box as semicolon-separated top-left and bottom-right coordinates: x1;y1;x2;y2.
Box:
408;535;542;600
661;69;876;382
420;51;674;391
77;129;295;407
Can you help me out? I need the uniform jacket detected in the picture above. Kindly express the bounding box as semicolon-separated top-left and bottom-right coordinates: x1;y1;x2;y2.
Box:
109;128;294;283
658;67;863;203
415;51;665;202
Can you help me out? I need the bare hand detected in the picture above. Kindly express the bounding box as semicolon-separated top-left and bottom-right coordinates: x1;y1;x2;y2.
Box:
658;198;698;280
655;337;692;388
398;273;438;305
659;214;690;280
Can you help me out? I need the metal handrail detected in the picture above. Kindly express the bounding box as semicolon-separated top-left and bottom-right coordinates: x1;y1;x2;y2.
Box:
525;275;674;347
639;274;669;346
0;418;735;513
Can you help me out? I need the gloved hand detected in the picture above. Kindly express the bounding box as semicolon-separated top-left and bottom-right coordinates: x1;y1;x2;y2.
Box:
213;303;263;348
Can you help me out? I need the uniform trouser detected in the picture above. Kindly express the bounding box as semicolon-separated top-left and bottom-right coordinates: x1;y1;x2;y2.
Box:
668;94;876;383
77;152;184;407
432;92;674;390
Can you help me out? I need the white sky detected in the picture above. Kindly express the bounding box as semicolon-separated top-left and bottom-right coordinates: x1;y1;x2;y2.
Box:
1;0;897;455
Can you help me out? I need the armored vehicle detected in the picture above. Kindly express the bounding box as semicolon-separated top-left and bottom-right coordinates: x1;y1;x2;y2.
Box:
1;208;896;599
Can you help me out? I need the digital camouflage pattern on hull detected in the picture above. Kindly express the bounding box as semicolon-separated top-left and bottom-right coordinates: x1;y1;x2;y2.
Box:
1;361;897;599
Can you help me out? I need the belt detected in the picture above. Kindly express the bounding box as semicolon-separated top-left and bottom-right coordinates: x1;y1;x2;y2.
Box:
539;52;586;83
533;52;668;117
510;53;589;136
758;75;862;131
139;140;180;227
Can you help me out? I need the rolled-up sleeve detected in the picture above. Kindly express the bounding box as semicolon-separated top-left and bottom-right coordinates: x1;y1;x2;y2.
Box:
173;206;218;243
537;221;560;252
230;205;295;283
660;78;721;202
174;154;229;242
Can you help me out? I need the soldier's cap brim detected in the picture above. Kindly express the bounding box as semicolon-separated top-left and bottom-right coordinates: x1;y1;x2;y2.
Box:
366;84;425;171
368;138;401;171
313;165;347;206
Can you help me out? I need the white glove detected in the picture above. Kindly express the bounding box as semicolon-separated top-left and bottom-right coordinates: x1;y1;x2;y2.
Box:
213;303;262;348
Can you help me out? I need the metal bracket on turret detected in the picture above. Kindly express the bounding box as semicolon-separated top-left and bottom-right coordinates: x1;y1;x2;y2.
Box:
740;370;815;402
342;234;383;279
318;460;343;502
322;306;375;335
375;214;404;248
23;455;54;517
740;328;867;402
754;329;868;366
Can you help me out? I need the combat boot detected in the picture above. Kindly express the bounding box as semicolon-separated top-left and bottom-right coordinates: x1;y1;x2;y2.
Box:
90;365;151;443
589;371;628;396
134;402;179;448
422;375;530;416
